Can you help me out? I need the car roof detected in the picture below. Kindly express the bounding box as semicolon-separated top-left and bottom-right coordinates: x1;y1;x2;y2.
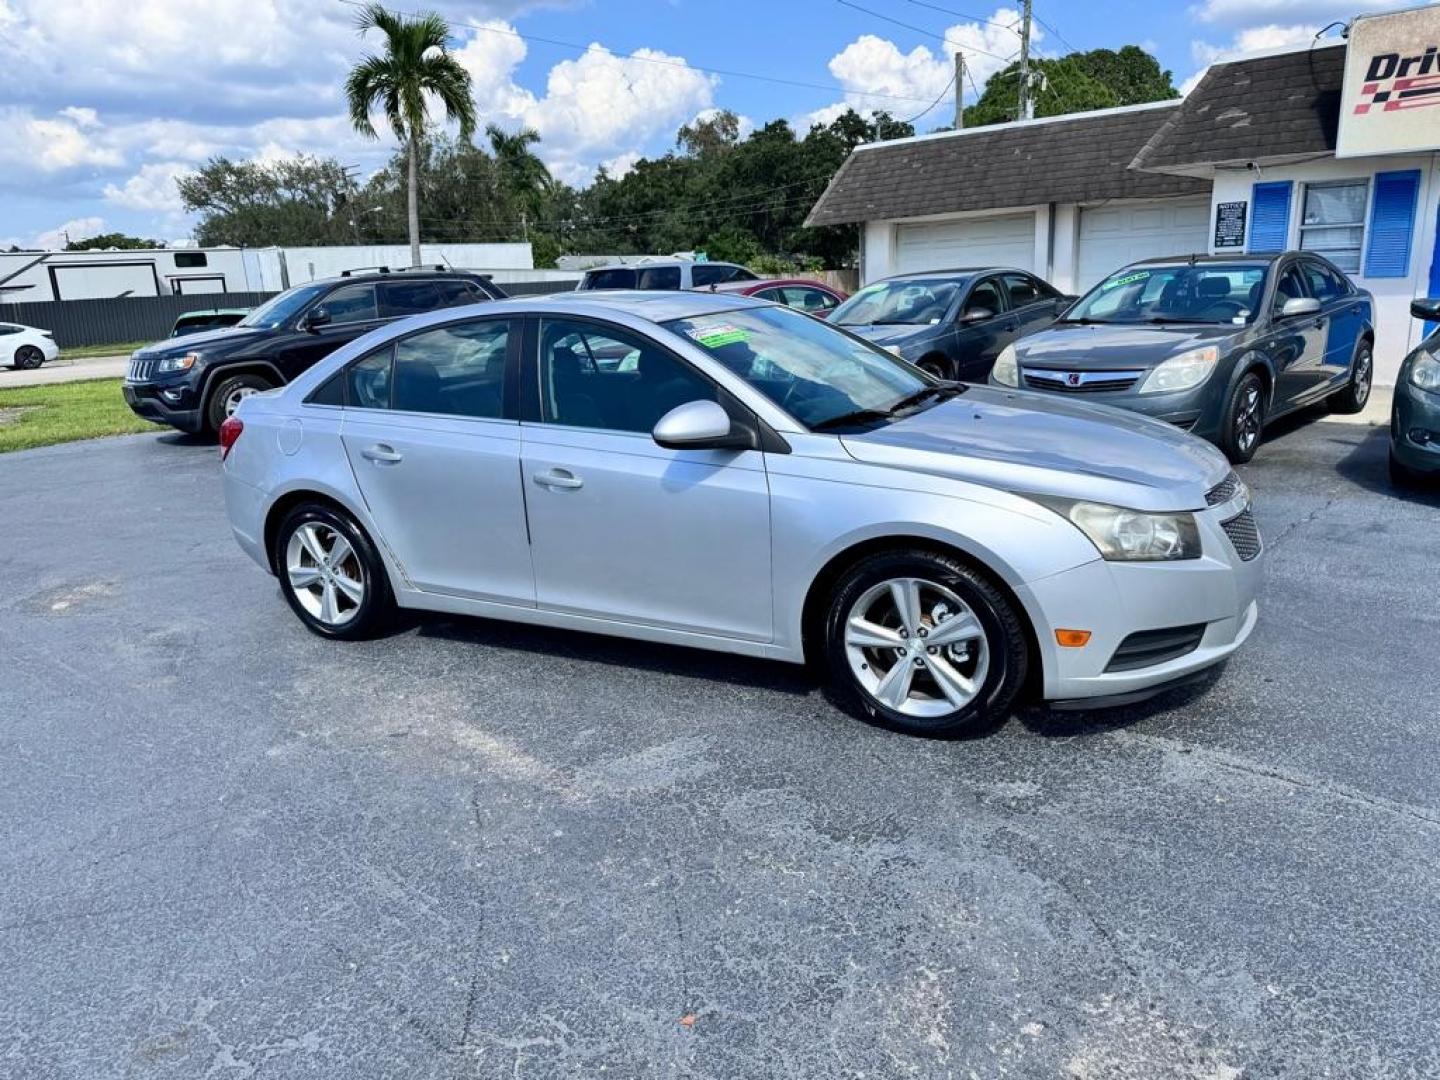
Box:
704;277;834;294
516;288;766;323
879;267;1021;282
1133;253;1278;267
305;267;488;287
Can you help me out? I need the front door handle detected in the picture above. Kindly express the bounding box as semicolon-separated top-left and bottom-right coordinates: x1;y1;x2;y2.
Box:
534;469;583;490
362;444;403;464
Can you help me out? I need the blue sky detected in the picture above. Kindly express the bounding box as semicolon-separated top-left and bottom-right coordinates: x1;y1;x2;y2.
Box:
0;0;1407;248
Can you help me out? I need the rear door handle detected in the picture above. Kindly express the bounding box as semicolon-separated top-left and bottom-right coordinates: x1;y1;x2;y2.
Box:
534;469;583;490
361;444;403;464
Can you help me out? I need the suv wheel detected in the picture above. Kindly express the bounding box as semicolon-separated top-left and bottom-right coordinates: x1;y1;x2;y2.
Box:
206;373;273;434
1219;371;1266;464
821;550;1027;737
1328;340;1373;415
274;503;392;640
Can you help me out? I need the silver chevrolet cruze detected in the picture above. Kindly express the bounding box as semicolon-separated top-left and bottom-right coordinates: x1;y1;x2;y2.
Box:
222;291;1262;737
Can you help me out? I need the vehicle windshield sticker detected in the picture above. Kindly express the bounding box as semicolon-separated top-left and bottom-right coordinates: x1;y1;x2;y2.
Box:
688;324;749;349
1102;271;1150;291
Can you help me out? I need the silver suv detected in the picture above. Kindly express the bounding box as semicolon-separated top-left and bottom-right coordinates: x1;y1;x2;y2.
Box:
221;290;1261;737
578;260;758;292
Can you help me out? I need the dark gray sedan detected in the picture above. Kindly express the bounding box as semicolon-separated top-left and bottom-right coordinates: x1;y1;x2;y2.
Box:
990;254;1376;463
1390;298;1440;485
830;268;1069;381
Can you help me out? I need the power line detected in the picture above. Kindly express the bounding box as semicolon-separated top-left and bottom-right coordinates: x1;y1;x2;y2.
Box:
894;72;959;128
1030;10;1081;55
833;0;1022;62
903;0;1020;32
333;0;947;105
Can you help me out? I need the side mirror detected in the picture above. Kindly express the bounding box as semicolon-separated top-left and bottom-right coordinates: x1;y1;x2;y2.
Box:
652;400;747;450
1279;296;1321;319
303;306;332;331
961;307;994;325
1411;297;1440;321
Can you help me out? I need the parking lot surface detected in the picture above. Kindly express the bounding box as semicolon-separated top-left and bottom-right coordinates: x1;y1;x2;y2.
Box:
2;412;1438;1079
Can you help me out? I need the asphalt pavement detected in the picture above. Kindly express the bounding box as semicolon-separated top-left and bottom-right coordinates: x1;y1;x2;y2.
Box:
1;410;1437;1078
3;353;130;387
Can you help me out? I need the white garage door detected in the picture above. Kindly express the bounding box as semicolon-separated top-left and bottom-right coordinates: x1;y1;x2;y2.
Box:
1077;197;1211;290
894;213;1036;276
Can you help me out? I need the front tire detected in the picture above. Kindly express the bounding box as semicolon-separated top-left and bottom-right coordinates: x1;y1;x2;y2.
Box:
14;346;44;370
273;504;393;640
205;372;273;434
821;550;1027;737
1329;340;1373;415
1219;371;1266;464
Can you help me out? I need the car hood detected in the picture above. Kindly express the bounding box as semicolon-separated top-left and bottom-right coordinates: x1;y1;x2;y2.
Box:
134;325;266;358
1014;321;1240;370
840;385;1231;512
839;323;939;348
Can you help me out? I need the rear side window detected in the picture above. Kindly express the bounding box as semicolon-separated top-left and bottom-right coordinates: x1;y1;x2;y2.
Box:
582;268;636;290
345;346;393;409
779;286;839;313
379;280;442;317
391;320;510;419
436;279;489;306
1301;260;1351;302
637;266;681;290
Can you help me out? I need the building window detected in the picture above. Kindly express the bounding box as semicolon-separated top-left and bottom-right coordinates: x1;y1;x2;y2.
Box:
1298;180;1369;274
174;252;208;268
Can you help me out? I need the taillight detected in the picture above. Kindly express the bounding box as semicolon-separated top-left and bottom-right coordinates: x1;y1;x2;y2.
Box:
218;417;243;461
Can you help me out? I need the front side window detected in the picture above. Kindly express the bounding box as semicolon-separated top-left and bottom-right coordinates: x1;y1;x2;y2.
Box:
379;280;441;318
965;278;1006;317
1065;264;1269;324
1299;180;1368;273
780;286;839;313
322;284;379;325
391;320;510;418
830;278;965;327
539;319;715;433
665;305;930;431
237;283;327;329
1301;260;1351;302
1272;265;1308;315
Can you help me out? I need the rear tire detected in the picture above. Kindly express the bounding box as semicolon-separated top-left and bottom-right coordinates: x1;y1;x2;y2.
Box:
205;372;273;434
821;549;1027;738
1219;371;1266;464
14;346;44;371
273;503;393;641
1329;340;1373;415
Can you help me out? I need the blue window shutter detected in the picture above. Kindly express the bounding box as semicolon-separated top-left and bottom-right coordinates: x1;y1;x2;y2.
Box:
1363;170;1422;279
1248;182;1292;253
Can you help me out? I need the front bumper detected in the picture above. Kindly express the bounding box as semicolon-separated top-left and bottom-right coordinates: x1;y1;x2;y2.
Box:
1018;498;1263;703
995;374;1227;440
122;378;204;433
1391;380;1440;475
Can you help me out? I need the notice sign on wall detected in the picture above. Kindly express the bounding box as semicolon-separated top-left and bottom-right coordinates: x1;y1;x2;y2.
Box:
1214;202;1247;248
1338;4;1440;157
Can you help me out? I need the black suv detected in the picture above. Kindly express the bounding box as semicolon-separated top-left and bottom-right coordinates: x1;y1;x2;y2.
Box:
123;267;507;434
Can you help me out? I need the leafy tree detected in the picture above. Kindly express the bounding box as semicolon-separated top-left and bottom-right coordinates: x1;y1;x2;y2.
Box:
677;110;741;159
177;156;362;247
486;124;553;234
962;46;1178;128
345;3;476;267
65;232;164;251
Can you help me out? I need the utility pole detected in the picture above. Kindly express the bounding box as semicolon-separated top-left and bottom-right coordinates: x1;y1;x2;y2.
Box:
1016;0;1034;121
953;51;965;130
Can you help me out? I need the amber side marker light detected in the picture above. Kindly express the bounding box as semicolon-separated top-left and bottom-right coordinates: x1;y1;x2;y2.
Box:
1055;629;1092;648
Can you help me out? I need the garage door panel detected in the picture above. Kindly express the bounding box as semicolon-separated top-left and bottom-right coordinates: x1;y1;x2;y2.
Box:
896;213;1035;275
1077;197;1211;290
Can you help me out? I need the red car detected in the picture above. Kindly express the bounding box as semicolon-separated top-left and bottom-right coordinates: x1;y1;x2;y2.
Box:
697;277;847;318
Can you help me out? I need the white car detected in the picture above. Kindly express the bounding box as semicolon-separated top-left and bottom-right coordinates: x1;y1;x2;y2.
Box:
1;323;59;370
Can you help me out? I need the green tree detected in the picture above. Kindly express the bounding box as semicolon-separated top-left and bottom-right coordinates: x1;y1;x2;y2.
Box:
344;3;476;267
65;232;164;251
486;124;553;236
177;156;362;247
963;45;1178;128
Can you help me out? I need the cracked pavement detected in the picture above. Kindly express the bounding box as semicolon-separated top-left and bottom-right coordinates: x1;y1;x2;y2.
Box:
1;409;1438;1078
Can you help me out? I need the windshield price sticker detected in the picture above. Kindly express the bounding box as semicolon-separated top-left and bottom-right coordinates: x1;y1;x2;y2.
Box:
688;324;749;349
1102;271;1150;291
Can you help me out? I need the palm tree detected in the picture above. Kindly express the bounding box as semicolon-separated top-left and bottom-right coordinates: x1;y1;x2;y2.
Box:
487;124;552;239
345;3;476;267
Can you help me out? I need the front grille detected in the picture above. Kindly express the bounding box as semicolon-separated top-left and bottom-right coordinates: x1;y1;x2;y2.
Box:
1205;472;1242;507
127;357;156;382
1221;508;1262;561
1023;369;1140;394
1105;624;1208;672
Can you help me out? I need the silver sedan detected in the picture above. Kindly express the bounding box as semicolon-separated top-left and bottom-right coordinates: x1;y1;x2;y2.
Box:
221;291;1262;737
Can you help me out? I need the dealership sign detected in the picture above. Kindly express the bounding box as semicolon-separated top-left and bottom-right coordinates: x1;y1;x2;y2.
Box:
1338;3;1440;157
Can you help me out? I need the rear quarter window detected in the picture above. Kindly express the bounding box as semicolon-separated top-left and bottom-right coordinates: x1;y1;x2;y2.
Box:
582;268;637;290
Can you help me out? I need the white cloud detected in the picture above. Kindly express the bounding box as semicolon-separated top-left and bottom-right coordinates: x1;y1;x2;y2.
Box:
102;162;192;211
32;216;105;250
1191;0;1406;23
1183;23;1322;94
0;108;124;171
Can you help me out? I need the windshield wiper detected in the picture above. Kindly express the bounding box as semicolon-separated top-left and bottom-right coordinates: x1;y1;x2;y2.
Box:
885;383;964;414
1143;315;1219;325
812;385;963;431
1061;316;1114;325
811;408;893;432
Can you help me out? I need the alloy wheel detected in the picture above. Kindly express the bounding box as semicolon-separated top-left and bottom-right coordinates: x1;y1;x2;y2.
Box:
1236;384;1262;454
285;523;365;627
844;576;990;718
1353;350;1372;406
18;346;43;370
224;385;259;418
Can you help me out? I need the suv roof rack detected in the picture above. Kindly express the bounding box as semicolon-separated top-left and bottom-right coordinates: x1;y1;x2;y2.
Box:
394;264;449;273
340;265;391;277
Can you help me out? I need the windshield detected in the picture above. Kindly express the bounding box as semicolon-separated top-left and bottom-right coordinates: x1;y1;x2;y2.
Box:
665;306;938;431
238;284;329;329
1065;264;1269;325
830;278;965;326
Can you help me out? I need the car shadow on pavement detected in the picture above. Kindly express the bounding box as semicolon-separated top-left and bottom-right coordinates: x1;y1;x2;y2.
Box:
410;611;820;697
1332;424;1440;506
156;431;215;448
1014;664;1228;739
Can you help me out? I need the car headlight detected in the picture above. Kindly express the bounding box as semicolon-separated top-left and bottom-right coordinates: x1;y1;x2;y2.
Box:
992;343;1019;386
1138;346;1219;395
1412;350;1440;392
1033;496;1201;561
157;352;199;374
